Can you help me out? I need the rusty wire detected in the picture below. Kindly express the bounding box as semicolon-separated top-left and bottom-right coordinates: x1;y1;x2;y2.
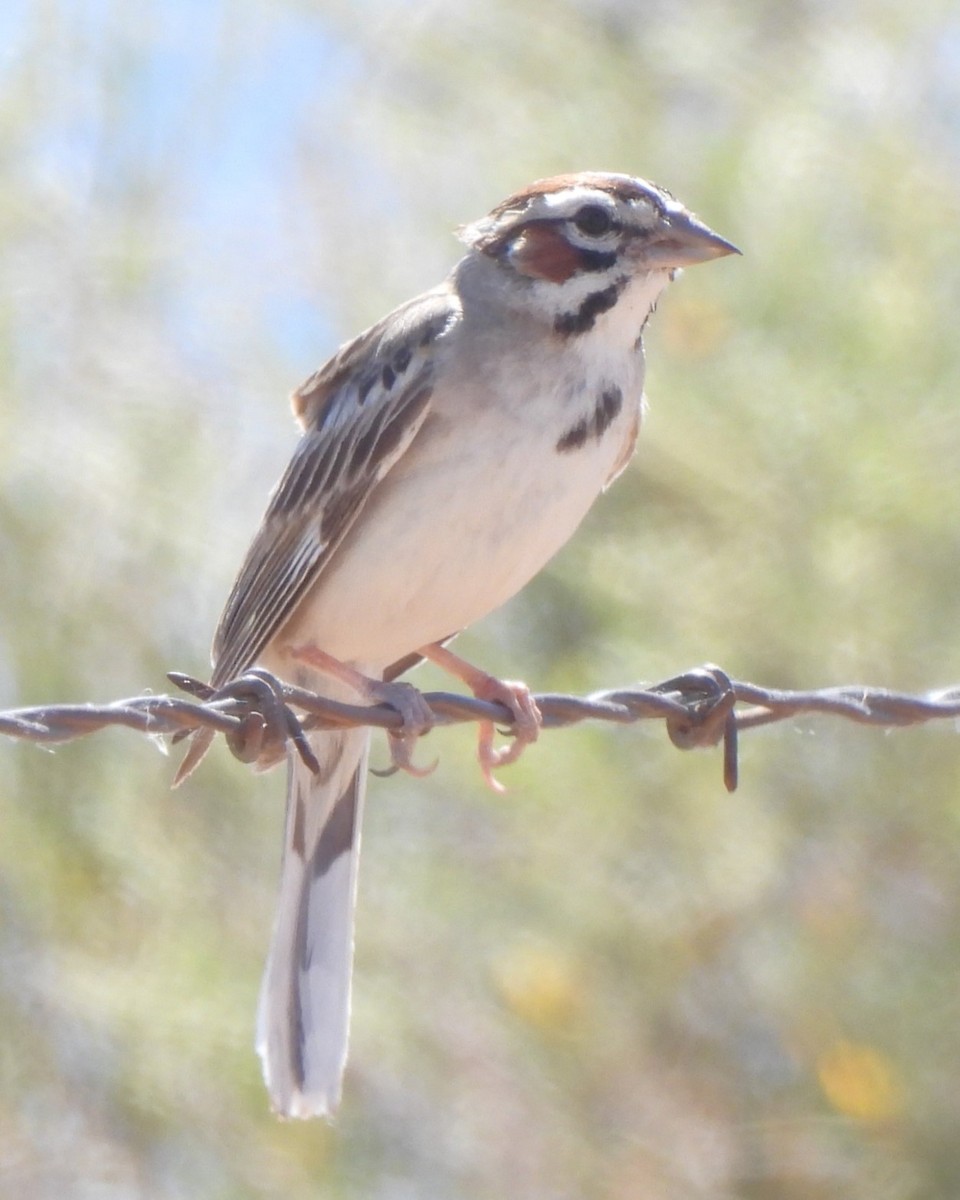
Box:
2;665;959;793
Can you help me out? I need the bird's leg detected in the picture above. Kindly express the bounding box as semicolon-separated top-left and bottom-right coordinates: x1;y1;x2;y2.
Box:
418;642;541;792
289;643;437;777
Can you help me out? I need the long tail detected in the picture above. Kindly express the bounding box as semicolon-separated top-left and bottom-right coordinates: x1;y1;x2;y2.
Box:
255;724;370;1118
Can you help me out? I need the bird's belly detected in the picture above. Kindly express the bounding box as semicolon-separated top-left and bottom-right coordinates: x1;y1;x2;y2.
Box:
270;400;638;670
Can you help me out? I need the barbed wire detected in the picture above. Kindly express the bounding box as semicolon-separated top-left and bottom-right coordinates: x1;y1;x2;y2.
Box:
3;666;959;792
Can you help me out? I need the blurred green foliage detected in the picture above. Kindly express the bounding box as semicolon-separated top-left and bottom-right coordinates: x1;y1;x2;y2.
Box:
2;1;960;1197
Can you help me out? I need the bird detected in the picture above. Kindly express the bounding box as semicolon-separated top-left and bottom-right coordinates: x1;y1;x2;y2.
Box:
180;171;738;1118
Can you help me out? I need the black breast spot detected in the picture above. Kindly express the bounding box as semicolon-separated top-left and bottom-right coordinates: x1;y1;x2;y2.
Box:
556;383;625;455
594;385;623;438
556;417;590;454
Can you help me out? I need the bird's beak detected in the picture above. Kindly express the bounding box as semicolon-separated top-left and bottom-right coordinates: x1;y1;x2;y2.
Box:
641;207;741;268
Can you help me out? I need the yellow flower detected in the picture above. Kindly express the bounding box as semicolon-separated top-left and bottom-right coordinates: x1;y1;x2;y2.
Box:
816;1039;902;1122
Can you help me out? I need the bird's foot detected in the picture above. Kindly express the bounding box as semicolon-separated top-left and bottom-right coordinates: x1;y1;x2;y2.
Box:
419;643;541;793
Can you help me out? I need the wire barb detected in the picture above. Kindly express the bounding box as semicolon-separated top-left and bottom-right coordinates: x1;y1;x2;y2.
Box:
3;667;959;793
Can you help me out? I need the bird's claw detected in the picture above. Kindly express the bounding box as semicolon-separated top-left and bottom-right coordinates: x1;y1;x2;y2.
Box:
386;731;439;778
473;679;542;794
365;677;437;779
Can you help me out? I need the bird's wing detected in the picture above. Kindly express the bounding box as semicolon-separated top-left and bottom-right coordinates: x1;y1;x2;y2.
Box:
211;286;460;685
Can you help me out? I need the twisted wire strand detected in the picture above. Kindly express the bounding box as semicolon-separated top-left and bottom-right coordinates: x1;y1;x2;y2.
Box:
3;666;958;793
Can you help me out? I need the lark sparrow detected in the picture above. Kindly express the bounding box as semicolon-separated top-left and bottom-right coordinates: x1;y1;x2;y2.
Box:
185;171;737;1118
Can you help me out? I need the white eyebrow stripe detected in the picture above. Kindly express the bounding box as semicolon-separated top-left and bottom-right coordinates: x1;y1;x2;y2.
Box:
538;187;618;213
534;186;663;226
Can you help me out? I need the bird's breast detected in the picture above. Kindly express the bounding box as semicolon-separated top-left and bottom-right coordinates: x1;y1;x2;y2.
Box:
270;345;644;669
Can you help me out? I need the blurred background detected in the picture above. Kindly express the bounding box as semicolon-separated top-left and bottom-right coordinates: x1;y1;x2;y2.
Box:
2;1;960;1197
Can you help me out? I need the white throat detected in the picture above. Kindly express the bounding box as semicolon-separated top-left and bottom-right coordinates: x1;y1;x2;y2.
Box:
590;268;672;348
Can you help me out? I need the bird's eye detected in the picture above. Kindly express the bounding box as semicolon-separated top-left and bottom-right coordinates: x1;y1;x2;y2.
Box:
571;204;615;237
